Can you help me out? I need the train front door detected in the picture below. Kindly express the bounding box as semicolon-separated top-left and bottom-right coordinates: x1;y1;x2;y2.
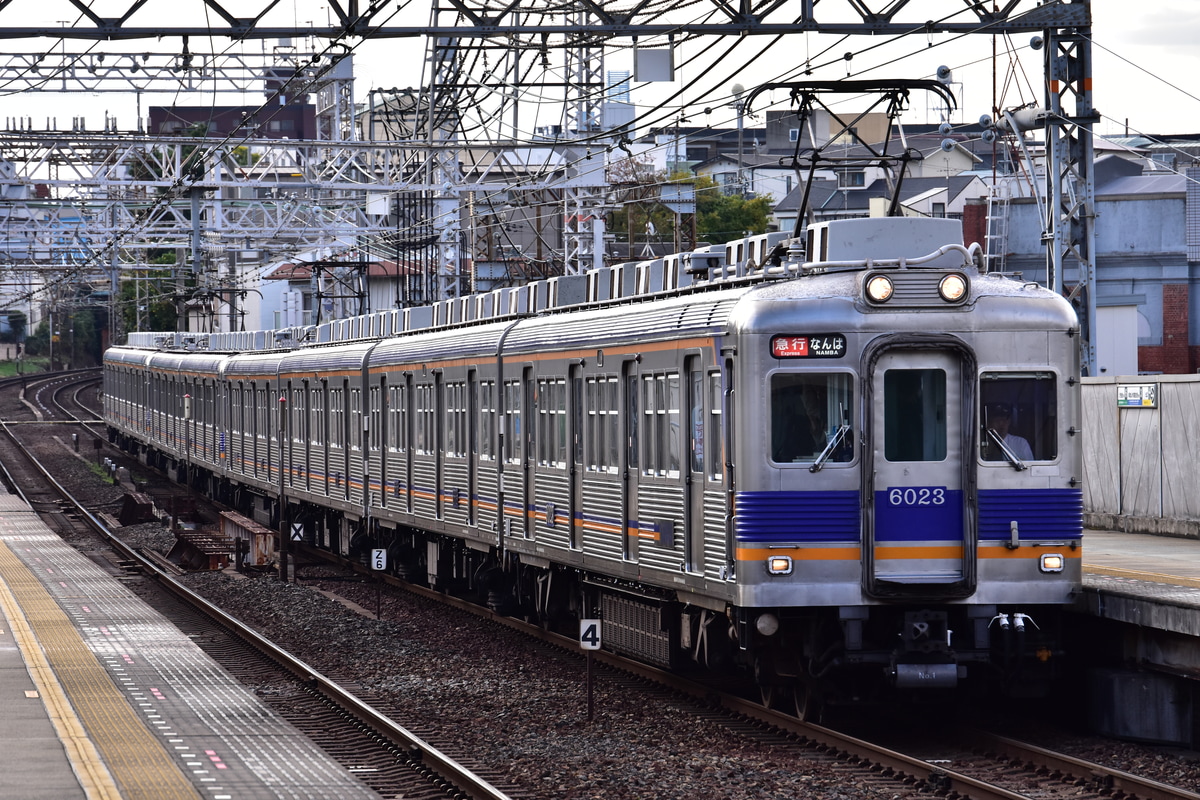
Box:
866;346;974;597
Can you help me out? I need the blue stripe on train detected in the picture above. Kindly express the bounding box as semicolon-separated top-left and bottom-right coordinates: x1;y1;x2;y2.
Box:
977;488;1083;540
735;491;860;543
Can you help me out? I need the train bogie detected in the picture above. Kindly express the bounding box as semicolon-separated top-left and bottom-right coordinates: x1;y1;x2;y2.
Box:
104;215;1082;707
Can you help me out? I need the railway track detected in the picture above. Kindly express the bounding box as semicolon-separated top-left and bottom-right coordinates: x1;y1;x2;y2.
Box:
296;544;1200;800
0;370;521;800
38;367;1200;800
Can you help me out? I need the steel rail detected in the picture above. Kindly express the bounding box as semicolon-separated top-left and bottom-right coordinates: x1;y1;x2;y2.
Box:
958;729;1200;800
294;543;1031;800
0;413;514;800
300;541;1200;800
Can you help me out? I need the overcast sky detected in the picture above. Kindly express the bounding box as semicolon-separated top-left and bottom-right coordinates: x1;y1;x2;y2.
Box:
0;0;1193;138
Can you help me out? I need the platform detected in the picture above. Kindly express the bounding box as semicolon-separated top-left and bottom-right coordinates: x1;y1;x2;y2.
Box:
0;493;380;800
1081;529;1200;633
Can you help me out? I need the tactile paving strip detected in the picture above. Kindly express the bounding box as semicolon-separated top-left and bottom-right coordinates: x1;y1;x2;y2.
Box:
0;508;379;800
0;535;200;800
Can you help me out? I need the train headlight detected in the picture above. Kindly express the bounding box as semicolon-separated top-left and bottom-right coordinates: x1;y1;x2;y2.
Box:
767;555;793;575
939;273;968;302
755;613;780;636
865;275;894;303
1039;554;1064;573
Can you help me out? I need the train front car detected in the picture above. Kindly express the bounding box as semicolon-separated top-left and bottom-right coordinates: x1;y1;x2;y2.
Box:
732;217;1082;710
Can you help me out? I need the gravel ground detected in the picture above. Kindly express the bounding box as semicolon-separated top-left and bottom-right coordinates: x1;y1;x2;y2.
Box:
21;423;1200;799
181;569;866;799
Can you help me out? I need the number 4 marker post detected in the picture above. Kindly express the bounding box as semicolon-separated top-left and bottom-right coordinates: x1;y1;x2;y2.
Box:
579;619;601;721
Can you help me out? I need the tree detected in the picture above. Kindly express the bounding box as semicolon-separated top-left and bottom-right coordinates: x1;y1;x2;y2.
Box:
119;251;182;334
2;310;25;343
694;175;773;244
606;157;679;256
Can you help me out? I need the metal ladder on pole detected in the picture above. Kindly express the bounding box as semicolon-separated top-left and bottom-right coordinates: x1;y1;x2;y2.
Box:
984;181;1011;273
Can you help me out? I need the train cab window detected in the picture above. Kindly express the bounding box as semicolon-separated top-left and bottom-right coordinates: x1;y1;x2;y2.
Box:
980;372;1057;463
770;373;853;464
883;369;946;462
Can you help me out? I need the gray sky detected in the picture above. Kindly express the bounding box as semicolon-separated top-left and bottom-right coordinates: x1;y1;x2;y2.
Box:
0;1;1193;137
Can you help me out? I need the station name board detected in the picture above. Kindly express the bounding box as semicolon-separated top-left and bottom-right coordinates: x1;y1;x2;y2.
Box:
771;334;847;359
1117;383;1158;408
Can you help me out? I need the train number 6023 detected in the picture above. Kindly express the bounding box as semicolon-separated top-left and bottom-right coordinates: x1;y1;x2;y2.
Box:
887;487;947;506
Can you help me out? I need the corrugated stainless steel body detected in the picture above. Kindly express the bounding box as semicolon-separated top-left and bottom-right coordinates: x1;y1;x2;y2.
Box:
102;216;1085;698
279;342;377;516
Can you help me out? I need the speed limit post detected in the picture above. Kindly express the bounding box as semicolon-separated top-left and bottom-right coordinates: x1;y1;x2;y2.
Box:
580;619;601;722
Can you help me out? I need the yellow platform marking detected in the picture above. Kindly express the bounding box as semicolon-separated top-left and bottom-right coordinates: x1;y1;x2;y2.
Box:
0;542;201;800
1084;563;1200;590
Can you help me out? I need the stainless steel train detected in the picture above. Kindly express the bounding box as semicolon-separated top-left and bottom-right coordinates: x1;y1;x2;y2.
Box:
104;216;1083;713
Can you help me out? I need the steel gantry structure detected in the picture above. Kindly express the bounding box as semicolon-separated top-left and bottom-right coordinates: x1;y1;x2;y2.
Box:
0;0;1097;371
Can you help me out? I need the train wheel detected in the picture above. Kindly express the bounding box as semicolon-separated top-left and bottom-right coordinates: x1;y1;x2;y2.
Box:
754;657;783;709
792;682;822;723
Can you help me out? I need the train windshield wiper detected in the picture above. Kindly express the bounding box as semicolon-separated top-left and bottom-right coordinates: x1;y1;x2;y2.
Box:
986;428;1027;471
809;423;851;473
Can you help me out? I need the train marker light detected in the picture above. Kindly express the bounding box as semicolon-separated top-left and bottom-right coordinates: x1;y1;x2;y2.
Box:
767;555;793;575
755;613;780;636
1039;554;1064;573
939;273;968;302
865;275;894;303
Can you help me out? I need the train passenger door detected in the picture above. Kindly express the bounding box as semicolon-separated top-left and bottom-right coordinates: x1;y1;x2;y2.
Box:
435;373;445;521
621;360;639;561
866;347;974;597
569;364;583;550
684;359;705;573
522;368;534;537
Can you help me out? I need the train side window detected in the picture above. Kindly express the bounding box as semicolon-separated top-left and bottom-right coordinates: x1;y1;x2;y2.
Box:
478;380;495;461
503;380;522;464
537;377;567;468
369;383;383;452
771;372;854;463
688;369;704;474
707;371;723;479
291;384;306;445
641;372;681;477
416;383;435;455
883;369;947;462
585;375;618;474
349;388;362;451
388;382;407;452
980;372;1057;462
446;381;467;458
330;385;345;448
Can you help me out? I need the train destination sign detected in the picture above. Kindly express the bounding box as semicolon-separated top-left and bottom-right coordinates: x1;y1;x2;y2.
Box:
771;334;847;359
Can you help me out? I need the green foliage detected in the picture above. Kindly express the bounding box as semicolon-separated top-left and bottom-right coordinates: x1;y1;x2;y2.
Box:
694;175;773;244
0;357;48;376
1;310;26;343
24;310;102;368
119;265;179;334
